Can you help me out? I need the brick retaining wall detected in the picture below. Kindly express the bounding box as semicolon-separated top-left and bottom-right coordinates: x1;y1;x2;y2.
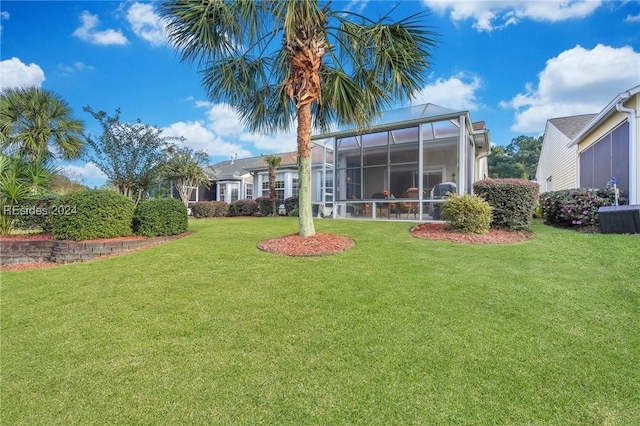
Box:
1;234;186;267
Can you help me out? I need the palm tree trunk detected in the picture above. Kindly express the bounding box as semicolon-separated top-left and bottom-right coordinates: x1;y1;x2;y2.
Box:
297;102;315;237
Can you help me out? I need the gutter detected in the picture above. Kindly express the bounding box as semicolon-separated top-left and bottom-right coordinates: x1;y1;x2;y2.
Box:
615;92;637;204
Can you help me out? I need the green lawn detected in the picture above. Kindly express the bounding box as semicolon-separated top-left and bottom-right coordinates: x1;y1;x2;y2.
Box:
2;218;639;425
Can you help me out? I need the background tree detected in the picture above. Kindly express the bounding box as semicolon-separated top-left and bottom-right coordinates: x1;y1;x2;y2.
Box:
162;145;212;207
263;154;282;216
83;106;178;206
160;0;437;237
0;153;55;235
488;135;543;179
0;86;84;160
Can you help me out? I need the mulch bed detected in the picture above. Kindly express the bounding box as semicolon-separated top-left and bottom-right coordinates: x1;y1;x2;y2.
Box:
257;233;355;256
410;223;533;244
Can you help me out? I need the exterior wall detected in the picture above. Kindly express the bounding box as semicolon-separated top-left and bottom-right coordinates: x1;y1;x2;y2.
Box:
536;122;577;193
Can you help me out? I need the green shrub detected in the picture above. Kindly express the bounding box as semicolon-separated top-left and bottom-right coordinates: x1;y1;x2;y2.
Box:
133;198;187;237
288;208;299;217
50;190;134;240
191;201;216;218
284;196;299;215
255;196;279;216
540;188;617;227
473;178;539;230
14;193;60;233
441;194;493;234
229;199;257;216
211;201;229;217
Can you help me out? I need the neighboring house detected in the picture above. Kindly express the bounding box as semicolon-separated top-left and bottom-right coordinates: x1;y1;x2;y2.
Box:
570;85;640;205
312;103;491;220
535;114;596;193
179;145;332;206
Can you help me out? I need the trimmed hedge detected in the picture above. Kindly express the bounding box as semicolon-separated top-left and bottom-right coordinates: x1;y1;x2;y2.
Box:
540;188;617;227
191;201;216;218
229;199;258;216
133;198;187;237
191;201;229;218
442;194;493;234
50;190;135;241
255;196;280;216
474;178;539;230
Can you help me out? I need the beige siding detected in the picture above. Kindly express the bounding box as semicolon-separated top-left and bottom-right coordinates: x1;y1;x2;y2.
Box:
536;121;577;192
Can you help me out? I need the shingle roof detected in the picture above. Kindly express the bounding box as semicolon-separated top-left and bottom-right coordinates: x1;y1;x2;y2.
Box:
549;114;597;139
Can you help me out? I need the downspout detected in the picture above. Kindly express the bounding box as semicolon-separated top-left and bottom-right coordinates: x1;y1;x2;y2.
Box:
615;92;637;204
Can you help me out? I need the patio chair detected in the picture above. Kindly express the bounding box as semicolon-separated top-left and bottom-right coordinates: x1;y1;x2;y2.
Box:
401;187;421;219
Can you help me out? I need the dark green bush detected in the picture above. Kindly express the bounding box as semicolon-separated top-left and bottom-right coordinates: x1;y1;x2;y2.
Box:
284;196;299;215
229;199;257;216
255;196;279;216
14;193;60;233
288;208;299;217
442;194;493;234
133;198;187;237
50;190;134;240
191;201;216;218
211;201;229;217
473;178;539;230
540;188;617;227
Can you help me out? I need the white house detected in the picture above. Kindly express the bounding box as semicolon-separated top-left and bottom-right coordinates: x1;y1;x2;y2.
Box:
535;114;596;193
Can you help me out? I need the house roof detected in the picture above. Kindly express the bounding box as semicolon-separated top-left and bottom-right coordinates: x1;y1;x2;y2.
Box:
549;114;597;139
569;85;640;147
206;146;330;180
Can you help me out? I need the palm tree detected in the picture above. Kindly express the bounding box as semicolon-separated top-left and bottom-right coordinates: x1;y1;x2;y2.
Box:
160;0;438;236
263;154;282;216
0;86;84;160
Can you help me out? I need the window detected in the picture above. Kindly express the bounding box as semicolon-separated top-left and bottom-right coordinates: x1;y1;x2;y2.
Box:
262;178;285;200
245;183;253;199
579;121;629;197
219;184;226;202
230;183;239;202
292;177;299;197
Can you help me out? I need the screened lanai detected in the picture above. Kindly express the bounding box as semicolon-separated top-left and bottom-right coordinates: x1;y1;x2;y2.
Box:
311;103;491;221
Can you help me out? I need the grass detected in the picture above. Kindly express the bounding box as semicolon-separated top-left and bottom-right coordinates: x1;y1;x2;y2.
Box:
1;218;639;425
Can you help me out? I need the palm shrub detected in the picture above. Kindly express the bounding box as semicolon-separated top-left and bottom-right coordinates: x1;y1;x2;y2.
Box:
229;199;257;217
133;198;187;237
50;190;134;240
442;194;493;234
0;153;55;235
474;178;539;230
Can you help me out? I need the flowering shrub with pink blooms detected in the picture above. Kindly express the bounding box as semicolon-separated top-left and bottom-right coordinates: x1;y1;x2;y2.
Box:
540;188;619;227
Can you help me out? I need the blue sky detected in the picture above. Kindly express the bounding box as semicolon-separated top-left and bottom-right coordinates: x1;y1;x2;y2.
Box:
1;0;639;188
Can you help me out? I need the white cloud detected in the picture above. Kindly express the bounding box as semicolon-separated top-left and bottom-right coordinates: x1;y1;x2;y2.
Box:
73;11;128;46
412;72;483;111
57;61;93;76
163;102;297;160
59;163;106;184
625;13;640;23
0;57;45;90
162;120;252;158
502;44;640;133
423;0;602;32
126;2;167;47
